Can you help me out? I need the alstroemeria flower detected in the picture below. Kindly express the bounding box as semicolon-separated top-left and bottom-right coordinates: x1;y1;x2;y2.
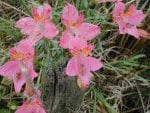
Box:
113;2;145;38
0;39;37;93
15;100;46;113
60;3;101;49
66;45;103;87
15;3;59;44
16;88;45;113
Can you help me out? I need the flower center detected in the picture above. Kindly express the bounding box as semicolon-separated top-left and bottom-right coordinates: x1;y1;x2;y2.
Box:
71;45;92;57
10;51;26;60
124;9;134;17
9;48;31;60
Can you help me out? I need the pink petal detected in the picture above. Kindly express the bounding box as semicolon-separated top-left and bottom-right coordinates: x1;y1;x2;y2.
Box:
78;70;90;86
78;23;101;40
15;102;32;113
0;61;19;77
86;56;103;71
76;13;84;26
32;7;39;20
66;57;78;76
60;29;87;49
13;72;26;93
113;2;125;22
69;38;87;50
124;9;145;25
118;21;126;34
138;29;149;38
15;104;27;113
37;3;52;20
126;26;140;38
61;2;79;27
42;22;59;39
118;22;140;38
28;33;43;45
24;60;38;80
17;39;35;57
15;17;35;35
77;55;91;85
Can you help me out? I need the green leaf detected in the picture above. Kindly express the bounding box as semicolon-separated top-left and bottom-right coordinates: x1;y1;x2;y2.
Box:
93;88;118;113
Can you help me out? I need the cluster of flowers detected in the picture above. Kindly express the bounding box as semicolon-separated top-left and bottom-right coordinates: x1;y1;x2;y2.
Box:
60;3;103;88
99;0;148;38
0;1;148;113
0;3;58;113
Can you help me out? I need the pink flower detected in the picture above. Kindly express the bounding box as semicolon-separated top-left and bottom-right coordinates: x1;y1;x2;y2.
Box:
60;3;101;49
113;2;145;38
15;100;46;113
66;45;103;87
0;39;37;93
15;3;59;44
98;0;122;3
16;88;45;113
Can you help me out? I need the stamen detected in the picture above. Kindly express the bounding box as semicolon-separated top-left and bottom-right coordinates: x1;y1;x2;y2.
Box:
124;9;134;16
68;21;73;28
10;50;27;60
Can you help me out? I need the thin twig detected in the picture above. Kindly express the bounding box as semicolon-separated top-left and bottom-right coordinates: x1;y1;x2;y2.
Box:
136;85;146;113
0;1;29;16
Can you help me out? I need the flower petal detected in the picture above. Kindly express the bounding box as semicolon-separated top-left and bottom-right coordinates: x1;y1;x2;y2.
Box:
124;10;145;25
118;22;126;34
42;22;59;39
86;56;103;71
78;23;101;40
24;60;38;80
66;57;78;76
113;2;125;23
61;2;79;27
13;72;26;93
15;102;32;113
0;61;19;77
60;29;87;49
78;70;91;86
126;26;140;38
37;3;52;20
124;4;145;25
15;17;35;35
138;29;149;38
28;33;43;45
77;55;91;85
17;39;35;58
